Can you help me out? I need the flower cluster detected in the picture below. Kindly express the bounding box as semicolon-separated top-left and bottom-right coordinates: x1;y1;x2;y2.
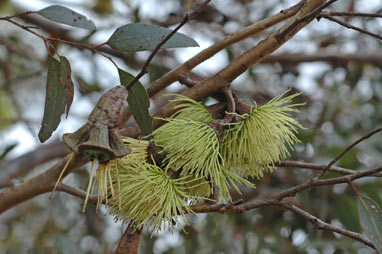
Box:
59;92;303;233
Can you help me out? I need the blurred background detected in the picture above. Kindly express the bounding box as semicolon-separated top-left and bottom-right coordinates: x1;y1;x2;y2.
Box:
0;0;382;253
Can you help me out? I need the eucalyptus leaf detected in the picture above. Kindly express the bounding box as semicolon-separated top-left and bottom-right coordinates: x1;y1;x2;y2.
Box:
37;5;96;30
38;56;74;143
118;68;152;137
107;23;198;52
357;195;382;253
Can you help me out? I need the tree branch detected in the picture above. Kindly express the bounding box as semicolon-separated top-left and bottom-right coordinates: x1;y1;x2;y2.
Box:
0;153;88;214
314;127;382;179
0;142;69;187
115;226;141;254
145;0;305;98
56;183;98;204
277;160;382;177
321;14;382;41
275;202;375;249
122;0;325;136
262;53;382;65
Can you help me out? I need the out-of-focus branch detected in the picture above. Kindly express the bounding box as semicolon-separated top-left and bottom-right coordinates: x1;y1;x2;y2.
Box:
314;127;382;179
271;166;382;201
321;14;382;41
0;153;88;214
190;199;374;248
321;11;382;18
275;202;374;249
277;160;382;177
115;226;141;254
262;53;382;65
0;142;69;187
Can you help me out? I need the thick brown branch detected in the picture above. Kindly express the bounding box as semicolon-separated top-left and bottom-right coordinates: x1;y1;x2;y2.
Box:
146;0;305;98
115;226;142;254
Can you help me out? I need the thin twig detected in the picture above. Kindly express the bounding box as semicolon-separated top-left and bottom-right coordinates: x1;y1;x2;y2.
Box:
125;0;212;90
0;15;121;68
276;202;375;249
191;197;376;249
314;127;382;179
275;0;338;43
321;11;382;18
277;160;382;177
321;14;382;41
125;15;189;90
272;167;382;201
221;87;236;123
57;183;98;204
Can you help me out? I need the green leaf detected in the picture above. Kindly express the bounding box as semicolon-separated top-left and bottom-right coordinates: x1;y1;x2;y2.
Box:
118;68;152;137
333;195;361;232
107;23;198;52
59;56;74;117
37;5;96;30
357;195;382;253
38;56;74;143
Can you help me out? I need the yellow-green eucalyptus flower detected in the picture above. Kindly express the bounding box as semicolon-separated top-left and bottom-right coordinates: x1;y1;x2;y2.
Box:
222;91;304;178
107;158;196;233
169;94;214;122
153;118;253;201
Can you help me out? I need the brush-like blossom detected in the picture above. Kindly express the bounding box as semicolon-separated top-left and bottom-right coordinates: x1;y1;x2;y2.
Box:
221;91;304;178
153;118;253;201
169;94;214;122
107;157;198;232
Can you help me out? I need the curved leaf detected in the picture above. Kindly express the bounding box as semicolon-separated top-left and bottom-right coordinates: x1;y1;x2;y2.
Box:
37;5;96;30
118;69;152;137
357;195;382;253
38;56;74;143
107;23;198;52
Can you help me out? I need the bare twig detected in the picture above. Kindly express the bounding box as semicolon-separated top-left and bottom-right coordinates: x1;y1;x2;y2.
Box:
56;183;98;204
276;202;375;249
0;14;121;67
125;15;190;90
321;11;382;18
320;14;382;41
277;160;382;177
125;0;212;90
221;87;236;123
314;127;382;179
272;167;382;201
275;0;338;43
263;53;382;66
191;197;375;249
